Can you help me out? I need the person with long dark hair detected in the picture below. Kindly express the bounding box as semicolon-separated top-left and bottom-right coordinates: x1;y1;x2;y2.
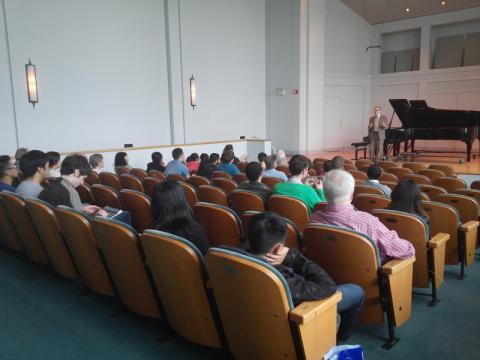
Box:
146;152;165;172
151;180;209;254
186;152;200;173
388;180;429;224
114;152;131;170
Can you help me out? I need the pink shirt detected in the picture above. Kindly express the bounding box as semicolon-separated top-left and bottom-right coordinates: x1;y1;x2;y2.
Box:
310;204;415;263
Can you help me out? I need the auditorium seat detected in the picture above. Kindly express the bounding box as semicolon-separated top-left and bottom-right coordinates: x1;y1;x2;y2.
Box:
236;162;247;173
357;165;371;173
228;190;266;215
130;168;147;179
85;171;100;185
313;202;328;213
343;163;356;171
261;176;282;189
211;178;238;194
205;247;340;359
402;162;426;173
381;181;397;191
387;167;413;178
120;174;144;192
419;184;447;199
91;217;161;318
167;174;187;183
193;202;243;247
434;177;467;193
355;159;372;168
188;175;210;190
352;194;391;213
76;183;95;204
471;180;480;191
119;189;152;233
379;172;398;183
55;206;114;297
26;199;78;278
303;223;415;348
275;165;291;177
233;173;248;183
0;193;23;252
268;194;309;232
1;192;48;264
454;188;480;205
401;174;431;185
179;182;198;208
212;171;231;180
99;172;122;192
143;177;163;197
308;168;318;176
147;170;167;181
114;166;130;177
418;169;445;183
141;230;222;348
372;209;449;306
419;192;430;201
91;184;122;209
423;200;478;279
354;185;385;196
348;170;368;182
429;164;455;177
378;160;399;170
198;185;229;207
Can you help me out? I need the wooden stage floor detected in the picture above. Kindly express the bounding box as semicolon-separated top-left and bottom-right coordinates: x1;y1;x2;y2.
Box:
301;150;480;175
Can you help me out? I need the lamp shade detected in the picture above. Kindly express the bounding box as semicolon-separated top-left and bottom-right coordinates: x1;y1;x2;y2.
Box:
189;75;196;109
25;59;38;107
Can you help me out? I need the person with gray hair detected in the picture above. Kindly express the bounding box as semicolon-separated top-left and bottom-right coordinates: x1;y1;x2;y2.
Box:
88;153;104;174
262;155;288;181
276;149;288;167
310;169;415;263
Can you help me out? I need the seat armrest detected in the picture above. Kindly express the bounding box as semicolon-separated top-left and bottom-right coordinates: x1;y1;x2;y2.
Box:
460;220;479;232
381;256;416;275
428;233;450;248
289;291;342;325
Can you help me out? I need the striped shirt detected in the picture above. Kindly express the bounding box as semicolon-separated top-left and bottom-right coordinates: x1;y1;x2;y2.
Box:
310;204;415;263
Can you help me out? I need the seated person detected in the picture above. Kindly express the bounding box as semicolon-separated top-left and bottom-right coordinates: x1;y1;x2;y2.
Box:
146;152;165;172
323;160;333;173
247;212;364;341
274;155;326;212
258;152;267;170
238;162;272;201
114;151;131;170
388;180;429;224
14;147;28;168
262;155;288;182
47;151;61;178
15;150;49;199
164;148;190;178
276;149;289;167
310;169;415;263
39;155;131;224
365;165;391;197
331;156;344;170
223;144;246;164
200;153;209;163
151;180;209;255
88;153;104;174
197;159;215;180
186;153;200;173
209;153;220;166
0;155;18;192
216;150;240;177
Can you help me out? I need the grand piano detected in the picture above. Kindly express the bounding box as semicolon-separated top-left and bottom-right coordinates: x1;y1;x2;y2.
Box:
385;99;480;162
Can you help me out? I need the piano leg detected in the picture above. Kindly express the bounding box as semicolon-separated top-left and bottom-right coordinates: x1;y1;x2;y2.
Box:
411;139;416;152
466;141;472;162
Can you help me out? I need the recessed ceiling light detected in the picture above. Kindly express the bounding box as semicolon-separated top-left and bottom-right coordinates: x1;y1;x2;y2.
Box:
405;8;411;12
441;1;447;6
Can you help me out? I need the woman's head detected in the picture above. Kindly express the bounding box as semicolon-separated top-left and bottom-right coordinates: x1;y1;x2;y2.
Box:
114;152;128;167
389;180;426;217
186;153;199;162
151;152;163;164
200;153;209;162
151;180;193;229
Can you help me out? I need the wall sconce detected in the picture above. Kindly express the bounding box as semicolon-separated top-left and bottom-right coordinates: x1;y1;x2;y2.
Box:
25;58;38;108
189;74;197;109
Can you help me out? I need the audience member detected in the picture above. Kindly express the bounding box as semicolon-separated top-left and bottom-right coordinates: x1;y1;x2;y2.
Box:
164;148;189;178
89;153;104;174
274;155;326;212
310;170;415;262
14;147;28;167
216;150;240;177
151;180;209;255
246;212;364;341
323;160;333;173
15;150;49;199
238;162;272;201
388;180;429;224
0;155;18;192
262;155;288;182
114;152;131;170
258;152;267;170
365;165;391;197
146;152;165;172
197;159;215;180
223;144;241;164
200;153;209;162
331;156;344;170
46;151;61;178
209;153;220;165
276;149;288;167
186;153;200;173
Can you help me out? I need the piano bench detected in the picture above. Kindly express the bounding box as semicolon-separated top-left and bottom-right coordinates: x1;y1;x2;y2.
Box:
351;141;369;160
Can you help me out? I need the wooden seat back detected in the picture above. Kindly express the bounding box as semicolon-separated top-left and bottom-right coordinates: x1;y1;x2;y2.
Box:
433;194;478;225
402;162;426;173
119;174;144;192
212;171;231;179
379;172;398;183
434;177;467;193
229;190;266;215
429;164;455;177
26;199;78;278
236;162;247;172
233;173;248;183
352;194;391;213
198;185;229;207
85;171;100;185
343;163;356;171
268;194;309;232
99;172;121;192
141;230;221;348
0;193;23;252
142;177;163;197
454;188;480;204
212;178;238;194
147;170;166;181
401;174;431;185
471;180;480;190
188;175;210;190
114;166;130;177
275;165;291;177
261;176;283;189
193;202;243;247
355;159;372;168
378;160;399;170
419;184;447;198
55;207;114;296
130;168;147;179
91;184;122;209
1;192;48;264
91;217;161;318
179;182;198;208
167;173;187;183
418;169;445;182
387;167;413;178
76;183;95;204
354;185;385;196
119;190;152;233
348;170;368;181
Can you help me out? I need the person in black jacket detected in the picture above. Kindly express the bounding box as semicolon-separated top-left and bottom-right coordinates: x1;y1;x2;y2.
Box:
238;162;272;201
247;212;364;341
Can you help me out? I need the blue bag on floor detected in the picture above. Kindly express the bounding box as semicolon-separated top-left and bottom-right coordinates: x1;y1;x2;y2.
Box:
324;345;364;360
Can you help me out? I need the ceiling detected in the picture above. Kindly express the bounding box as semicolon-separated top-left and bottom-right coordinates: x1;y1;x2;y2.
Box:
339;0;480;24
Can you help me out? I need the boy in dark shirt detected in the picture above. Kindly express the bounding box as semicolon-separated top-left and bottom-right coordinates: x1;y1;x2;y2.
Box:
247;212;365;341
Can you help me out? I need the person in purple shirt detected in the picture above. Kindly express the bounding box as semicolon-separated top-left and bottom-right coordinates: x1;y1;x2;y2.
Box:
164;148;190;179
215;150;240;177
0;155;18;192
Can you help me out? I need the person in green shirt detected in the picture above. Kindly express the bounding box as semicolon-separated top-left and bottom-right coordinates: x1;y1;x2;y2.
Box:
274;155;326;212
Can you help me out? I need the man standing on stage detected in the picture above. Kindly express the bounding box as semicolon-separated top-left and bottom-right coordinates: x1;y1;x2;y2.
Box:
368;105;388;161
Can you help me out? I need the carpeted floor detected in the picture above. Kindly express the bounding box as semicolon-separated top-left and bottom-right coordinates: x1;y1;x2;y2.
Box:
0;247;479;359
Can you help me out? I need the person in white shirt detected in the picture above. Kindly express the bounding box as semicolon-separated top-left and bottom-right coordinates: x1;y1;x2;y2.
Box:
262;155;288;182
89;153;104;174
364;165;391;197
